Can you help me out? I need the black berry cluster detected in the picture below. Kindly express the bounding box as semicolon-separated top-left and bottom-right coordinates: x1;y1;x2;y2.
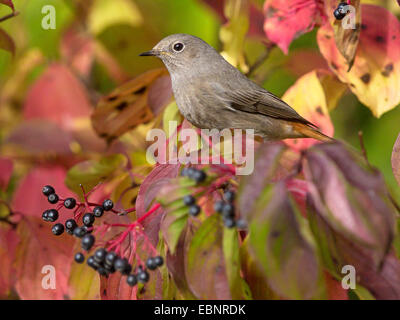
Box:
214;190;246;229
334;2;349;20
41;185;114;238
181;167;207;184
74;247;163;286
183;194;201;217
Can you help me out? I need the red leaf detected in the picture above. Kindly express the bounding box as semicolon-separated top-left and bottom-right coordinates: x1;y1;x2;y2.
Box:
0;157;13;191
0;0;14;11
324;271;348;300
392;133;400;187
23;64;92;129
0;225;18;297
60;28;94;78
6;120;73;154
263;0;326;54
0;28;15;56
12;166;76;222
14;216;74;299
135;164;180;250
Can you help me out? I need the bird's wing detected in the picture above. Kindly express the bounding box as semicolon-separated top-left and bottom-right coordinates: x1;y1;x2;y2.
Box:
213;83;317;128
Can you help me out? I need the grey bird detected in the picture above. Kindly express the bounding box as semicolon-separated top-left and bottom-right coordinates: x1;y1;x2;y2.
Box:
140;34;332;142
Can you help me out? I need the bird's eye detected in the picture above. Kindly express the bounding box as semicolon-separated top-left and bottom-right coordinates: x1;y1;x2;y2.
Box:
173;42;184;52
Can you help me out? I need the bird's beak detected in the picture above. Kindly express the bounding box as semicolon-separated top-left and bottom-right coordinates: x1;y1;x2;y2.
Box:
139;50;158;57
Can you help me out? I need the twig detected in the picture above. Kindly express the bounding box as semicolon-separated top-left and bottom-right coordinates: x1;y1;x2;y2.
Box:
0;11;19;23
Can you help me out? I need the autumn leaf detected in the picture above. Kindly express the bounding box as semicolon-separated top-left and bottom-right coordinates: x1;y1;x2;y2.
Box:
14;216;74;299
0;0;14;12
219;0;249;72
0;157;13;191
317;4;400;117
263;0;326;54
305;143;400;299
0;28;15;56
0;225;18;298
91;68;172;142
185;214;231;299
281;69;340;150
323;0;361;70
23;64;92;128
249;181;324;299
12;166;76;222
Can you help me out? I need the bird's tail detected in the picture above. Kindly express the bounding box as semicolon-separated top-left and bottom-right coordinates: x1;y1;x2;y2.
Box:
291;122;335;142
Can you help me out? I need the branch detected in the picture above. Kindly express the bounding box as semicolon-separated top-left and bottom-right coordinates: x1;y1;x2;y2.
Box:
0;11;19;23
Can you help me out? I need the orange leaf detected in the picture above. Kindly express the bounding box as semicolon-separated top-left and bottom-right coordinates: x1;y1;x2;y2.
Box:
317;4;400;117
91;68;172;142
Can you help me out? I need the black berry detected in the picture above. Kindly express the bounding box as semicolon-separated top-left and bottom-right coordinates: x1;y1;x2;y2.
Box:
114;258;129;273
137;270;150;283
93;206;104;218
97;267;108;276
64;198;76;209
47;209;59;222
186;167;196;178
334;8;345;20
127;274;137;287
105;251;118;266
146;257;157;270
193;170;206;183
214;200;224;213
102;199;114;211
154;256;164;267
73;226;87;238
236;218;247;230
94;248;107;263
183;195;195;206
52;223;64;236
74;252;85;263
48;193;59;204
42;185;55;196
189;204;201;216
181;168;189;176
87;256;99;270
65;219;77;231
224;191;235;203
42;210;49;222
81;234;95;251
222;203;234;217
224;217;236;229
82;213;95;226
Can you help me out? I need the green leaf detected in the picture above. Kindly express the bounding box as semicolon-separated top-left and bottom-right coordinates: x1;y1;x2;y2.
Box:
223;227;251;299
68;258;100;300
161;203;188;254
249;182;324;299
185;214;231;299
65;154;127;196
163;101;182;138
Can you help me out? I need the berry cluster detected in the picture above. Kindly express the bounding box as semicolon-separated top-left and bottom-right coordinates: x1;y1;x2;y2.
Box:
41;185;115;237
181;167;207;184
74;247;163;287
214;190;246;229
333;2;349;20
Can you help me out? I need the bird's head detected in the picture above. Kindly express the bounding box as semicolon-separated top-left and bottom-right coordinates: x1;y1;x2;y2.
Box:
139;34;220;74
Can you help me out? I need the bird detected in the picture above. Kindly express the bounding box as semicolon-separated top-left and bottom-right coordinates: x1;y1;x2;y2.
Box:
140;34;333;142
